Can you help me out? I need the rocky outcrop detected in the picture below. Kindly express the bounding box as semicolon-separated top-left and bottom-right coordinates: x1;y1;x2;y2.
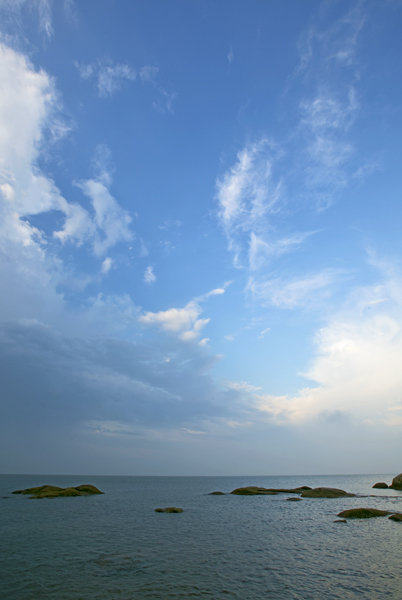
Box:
301;487;355;498
389;513;402;522
333;519;347;523
286;497;301;501
389;473;402;490
337;508;391;519
12;484;104;499
372;482;388;489
230;486;311;495
230;487;278;495
155;507;183;513
208;491;225;495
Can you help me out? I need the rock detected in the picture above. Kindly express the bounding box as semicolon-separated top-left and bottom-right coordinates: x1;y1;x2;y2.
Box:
208;491;225;495
286;497;301;501
372;482;388;489
230;486;311;495
337;508;391;519
333;519;347;523
390;473;402;490
12;484;104;499
388;513;402;522
230;486;278;495
155;507;183;513
301;487;355;498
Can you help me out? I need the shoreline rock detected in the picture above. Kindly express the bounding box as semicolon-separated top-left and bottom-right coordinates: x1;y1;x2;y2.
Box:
389;473;402;490
12;484;104;499
372;482;388;489
155;507;183;513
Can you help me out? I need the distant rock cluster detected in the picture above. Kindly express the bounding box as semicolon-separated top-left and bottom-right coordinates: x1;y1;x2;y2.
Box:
12;484;103;499
373;473;402;490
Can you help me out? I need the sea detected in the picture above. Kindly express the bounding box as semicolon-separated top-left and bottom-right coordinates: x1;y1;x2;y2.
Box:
1;474;401;599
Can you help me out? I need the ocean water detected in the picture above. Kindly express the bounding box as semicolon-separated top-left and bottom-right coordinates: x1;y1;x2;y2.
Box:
1;474;401;599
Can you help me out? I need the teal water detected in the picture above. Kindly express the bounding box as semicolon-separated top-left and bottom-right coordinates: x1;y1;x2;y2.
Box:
1;474;401;599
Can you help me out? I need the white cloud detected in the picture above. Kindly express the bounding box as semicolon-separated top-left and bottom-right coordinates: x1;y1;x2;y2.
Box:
256;268;402;427
76;178;133;256
139;238;149;257
139;286;226;342
75;59;136;97
144;265;156;284
228;45;234;63
101;257;112;274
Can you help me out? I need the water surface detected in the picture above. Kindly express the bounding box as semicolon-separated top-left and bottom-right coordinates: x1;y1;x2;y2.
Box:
1;474;401;599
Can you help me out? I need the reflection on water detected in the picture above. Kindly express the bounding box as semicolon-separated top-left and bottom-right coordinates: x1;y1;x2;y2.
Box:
1;474;401;599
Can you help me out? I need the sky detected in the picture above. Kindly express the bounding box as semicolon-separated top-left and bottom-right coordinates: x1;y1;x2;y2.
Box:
0;0;402;476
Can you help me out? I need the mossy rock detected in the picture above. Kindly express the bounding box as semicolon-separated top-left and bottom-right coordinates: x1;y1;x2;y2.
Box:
155;507;183;513
286;497;302;502
337;508;391;519
230;486;278;495
208;491;225;495
12;484;104;499
372;482;388;489
389;513;402;522
301;487;355;498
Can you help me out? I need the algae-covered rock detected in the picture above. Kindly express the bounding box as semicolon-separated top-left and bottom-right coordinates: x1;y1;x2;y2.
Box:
333;519;347;523
337;508;391;519
12;484;104;499
372;482;388;489
208;491;225;495
286;497;302;502
388;513;402;522
301;487;355;498
390;473;402;490
155;507;183;513
230;486;278;495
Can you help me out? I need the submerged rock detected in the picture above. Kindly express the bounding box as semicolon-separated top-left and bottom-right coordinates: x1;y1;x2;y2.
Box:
388;513;402;522
337;508;391;519
390;473;402;490
333;519;347;523
155;507;183;513
372;482;388;489
286;497;302;502
208;491;225;495
12;484;104;499
301;487;355;498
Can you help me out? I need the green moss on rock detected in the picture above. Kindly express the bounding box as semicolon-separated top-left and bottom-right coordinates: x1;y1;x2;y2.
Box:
337;508;391;519
12;484;104;499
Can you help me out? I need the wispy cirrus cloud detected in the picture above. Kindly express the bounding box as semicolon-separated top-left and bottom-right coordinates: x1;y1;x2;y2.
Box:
246;269;346;309
75;58;136;97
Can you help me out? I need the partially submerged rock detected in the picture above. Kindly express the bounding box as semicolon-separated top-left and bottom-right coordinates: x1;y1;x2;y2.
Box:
301;487;355;498
230;486;311;495
208;491;225;495
231;486;278;495
390;473;402;490
155;507;183;513
372;482;388;489
333;519;347;523
12;484;104;499
286;497;301;502
389;513;402;522
337;508;391;519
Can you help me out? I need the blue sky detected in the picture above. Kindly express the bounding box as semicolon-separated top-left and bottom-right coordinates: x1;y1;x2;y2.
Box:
1;0;402;475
